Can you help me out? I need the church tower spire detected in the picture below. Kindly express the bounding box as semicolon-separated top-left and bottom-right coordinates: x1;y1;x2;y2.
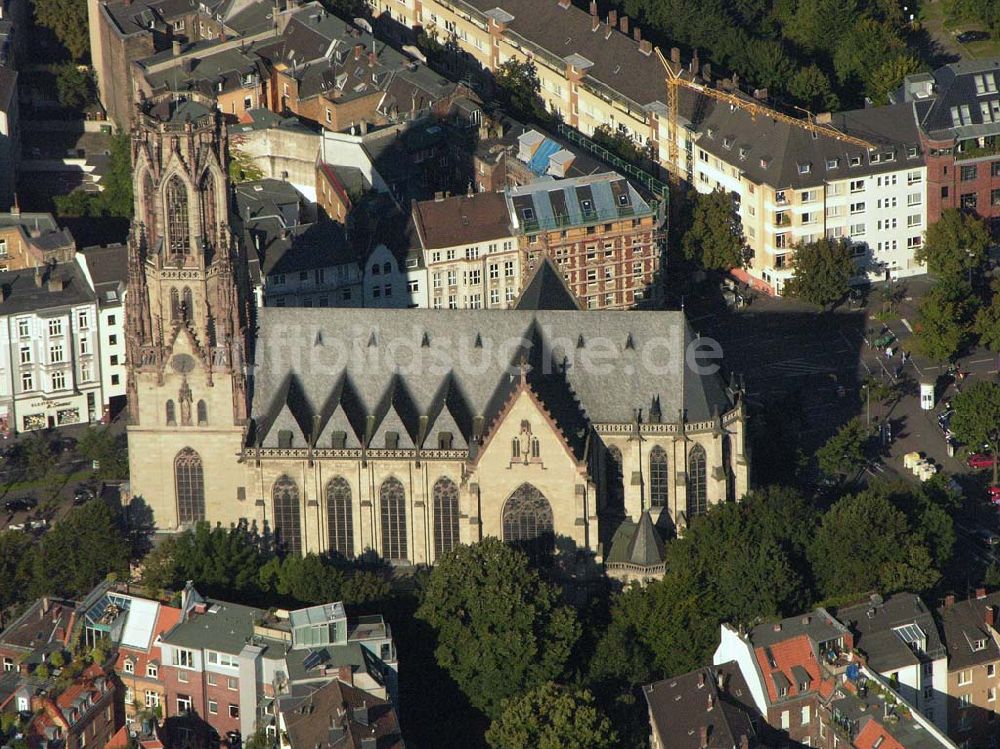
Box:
125;92;250;530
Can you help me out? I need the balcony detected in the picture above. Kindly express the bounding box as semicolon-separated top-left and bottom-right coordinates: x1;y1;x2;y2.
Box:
955;136;1000;162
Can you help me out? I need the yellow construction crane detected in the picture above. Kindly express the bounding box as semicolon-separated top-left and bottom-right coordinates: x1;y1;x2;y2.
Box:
654;47;877;181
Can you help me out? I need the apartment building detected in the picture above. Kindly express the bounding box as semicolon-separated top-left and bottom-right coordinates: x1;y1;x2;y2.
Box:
834;594;948;733
370;0;676;166
643;662;770;749
0;210;75;272
507;172;662;308
25;664;123;749
713;612;957;749
897;61;1000;229
155;586;397;747
937;589;1000;748
410;191;519;309
276;678;404;749
0;258;104;435
693;101;927;294
79;245;129;416
75;587;181;726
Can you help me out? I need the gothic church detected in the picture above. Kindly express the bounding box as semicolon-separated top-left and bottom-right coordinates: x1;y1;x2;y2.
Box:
126;92;750;566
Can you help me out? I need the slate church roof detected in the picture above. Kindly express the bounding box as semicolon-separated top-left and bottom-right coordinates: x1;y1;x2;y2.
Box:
514;255;583;311
248;308;733;455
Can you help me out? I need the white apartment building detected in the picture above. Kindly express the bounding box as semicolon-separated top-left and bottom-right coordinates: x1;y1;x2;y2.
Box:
692;102;928;294
79;245;128;415
410;192;520;309
0;256;104;434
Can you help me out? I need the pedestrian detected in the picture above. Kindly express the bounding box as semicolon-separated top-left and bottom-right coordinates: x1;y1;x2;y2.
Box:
886;346;894;358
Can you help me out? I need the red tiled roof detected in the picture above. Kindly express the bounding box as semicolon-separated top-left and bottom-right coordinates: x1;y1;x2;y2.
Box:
107;725;129;749
55;664;106;710
115;605;180;675
754;635;833;703
853;718;904;749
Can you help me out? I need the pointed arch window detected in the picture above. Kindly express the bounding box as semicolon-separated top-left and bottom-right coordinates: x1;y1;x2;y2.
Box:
511;437;520;459
174;448;205;524
649;445;668;508
530;436;540;459
607;445;624;506
380;477;407;562
142;171;157;248
326;477;353;559
200;171;218;245
502;483;553;562
432;477;459;559
165;176;191;255
196;400;207;426
170;288;181;321
272;476;302;556
687;444;708;518
165;400;176;425
182;287;193;322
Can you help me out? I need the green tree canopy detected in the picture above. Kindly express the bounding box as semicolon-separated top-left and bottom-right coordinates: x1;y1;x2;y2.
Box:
974;289;1000;353
783;237;856;308
788;65;839;111
33;501;130;598
0;532;37;620
485;683;617;749
809;489;940;598
33;0;89;60
816;418;871;478
916;208;990;280
78;426;128;480
416;538;580;717
951;380;1000;482
55;64;95;111
867;55;922;105
681;188;747;271
495;58;549;123
914;279;979;363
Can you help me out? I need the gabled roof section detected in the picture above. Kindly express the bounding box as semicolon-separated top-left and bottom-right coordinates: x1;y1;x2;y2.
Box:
313;374;366;448
257;373;316;447
514;255;582;310
367;374;419;448
423;374;472;448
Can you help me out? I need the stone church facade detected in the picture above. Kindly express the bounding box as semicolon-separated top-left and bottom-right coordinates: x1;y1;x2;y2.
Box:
126;92;750;565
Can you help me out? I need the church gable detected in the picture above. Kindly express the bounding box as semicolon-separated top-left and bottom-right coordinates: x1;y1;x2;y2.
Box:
258;374;315;448
314;376;365;449
367;376;419;450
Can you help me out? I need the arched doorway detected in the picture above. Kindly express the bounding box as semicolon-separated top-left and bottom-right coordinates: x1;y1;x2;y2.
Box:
501;483;554;561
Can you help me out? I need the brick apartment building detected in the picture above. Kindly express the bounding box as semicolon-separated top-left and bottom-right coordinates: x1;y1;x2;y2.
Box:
25;665;124;749
937;589;1000;748
507;172;663;309
897;61;1000;230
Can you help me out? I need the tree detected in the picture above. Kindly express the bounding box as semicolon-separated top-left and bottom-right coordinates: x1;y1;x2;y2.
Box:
228;141;264;183
33;0;89;60
23;432;54;482
914;279;979;363
809;489;939;598
951;380;1000;484
54;132;133;219
0;532;36;620
258;554;345;605
974;289;1000;353
868;55;921;105
33;501;130;598
816;418;871;478
783;237;855;308
788;65;839;111
681;189;747;271
485;683;617;749
591;125;651;165
78;426;128;480
416;538;579;717
495;58;549;123
56;63;94;111
916;209;990;280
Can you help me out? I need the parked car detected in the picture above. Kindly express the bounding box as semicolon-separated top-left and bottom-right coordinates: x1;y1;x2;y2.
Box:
968;453;997;469
957;30;990;43
976;528;1000;548
4;496;37;513
73;485;95;505
989;485;1000;502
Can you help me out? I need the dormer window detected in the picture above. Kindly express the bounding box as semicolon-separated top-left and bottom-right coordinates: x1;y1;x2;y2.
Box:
974;638;988;651
760;157;770;169
438;431;453;450
850;156;862;167
870;153;881;164
738;147;749;160
331;431;347;449
277;430;293;449
826;158;839;170
385;431;399;449
707;127;716;139
521;207;535;222
797;162;811;174
907;146;918;158
723;137;734;149
123;659;135;675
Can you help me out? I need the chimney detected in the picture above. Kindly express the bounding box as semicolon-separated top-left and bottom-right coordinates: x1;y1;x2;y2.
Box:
11;193;19;216
368;50;376;67
699;725;708;749
815;112;833;124
34;267;43;287
607;9;617;26
592;16;600;31
619;15;628;34
986;606;996;628
717;671;726;690
359;119;368;135
670;47;680;64
690;50;700;76
773;622;782;632
702;62;711;82
707;694;715;711
354;44;363;60
801;615;811;626
557;0;570;8
945;594;956;608
633;26;641;42
639;40;652;55
172;40;182;56
740;735;749;749
977;588;987;600
589;0;596;14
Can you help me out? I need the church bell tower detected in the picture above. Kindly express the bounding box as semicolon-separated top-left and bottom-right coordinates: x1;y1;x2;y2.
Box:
125;93;250;530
